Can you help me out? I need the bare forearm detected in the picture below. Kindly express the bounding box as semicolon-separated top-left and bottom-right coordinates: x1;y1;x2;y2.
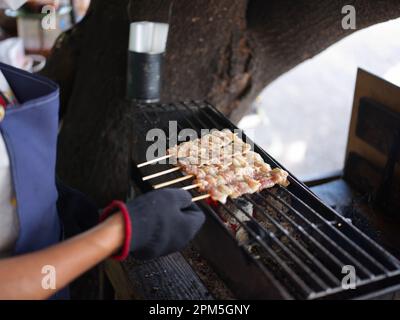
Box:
0;213;124;300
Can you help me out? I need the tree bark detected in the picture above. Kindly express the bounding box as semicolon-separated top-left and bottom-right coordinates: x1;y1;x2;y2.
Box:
41;0;400;204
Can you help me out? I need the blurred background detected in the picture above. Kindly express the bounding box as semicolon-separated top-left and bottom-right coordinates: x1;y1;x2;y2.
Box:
0;0;90;72
238;17;400;181
0;1;398;183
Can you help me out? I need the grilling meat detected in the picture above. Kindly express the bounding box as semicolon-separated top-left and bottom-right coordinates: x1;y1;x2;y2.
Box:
168;129;251;167
168;129;289;203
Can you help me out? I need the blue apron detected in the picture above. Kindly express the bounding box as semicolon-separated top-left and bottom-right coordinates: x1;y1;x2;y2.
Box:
0;62;74;299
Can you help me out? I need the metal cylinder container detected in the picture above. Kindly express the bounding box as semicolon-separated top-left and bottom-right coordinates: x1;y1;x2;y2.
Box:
126;21;169;103
126;51;164;103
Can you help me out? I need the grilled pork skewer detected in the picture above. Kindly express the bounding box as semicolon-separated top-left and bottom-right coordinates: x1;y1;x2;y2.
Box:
141;149;251;182
140;129;290;204
138;131;247;169
167;130;290;204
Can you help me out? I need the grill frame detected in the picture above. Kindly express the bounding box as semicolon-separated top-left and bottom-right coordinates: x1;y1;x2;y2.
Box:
130;100;400;300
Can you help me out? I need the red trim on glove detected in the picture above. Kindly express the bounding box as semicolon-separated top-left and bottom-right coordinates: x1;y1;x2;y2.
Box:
100;200;132;261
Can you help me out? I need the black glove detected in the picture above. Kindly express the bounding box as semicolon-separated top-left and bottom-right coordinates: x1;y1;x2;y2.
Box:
128;188;205;260
102;189;205;261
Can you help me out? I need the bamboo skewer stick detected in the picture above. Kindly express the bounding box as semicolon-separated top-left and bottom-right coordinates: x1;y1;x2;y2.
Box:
137;154;172;168
153;175;194;189
182;183;202;191
192;194;211;202
137;132;247;169
142;167;181;181
138;148;249;174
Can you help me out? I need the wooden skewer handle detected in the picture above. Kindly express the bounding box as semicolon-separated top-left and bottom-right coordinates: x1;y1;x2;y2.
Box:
182;183;202;191
153;175;194;189
137;154;172;168
192;194;211;202
137;143;249;169
142;167;181;181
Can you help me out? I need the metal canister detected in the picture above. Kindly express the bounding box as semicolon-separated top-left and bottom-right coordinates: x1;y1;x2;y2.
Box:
126;21;169;103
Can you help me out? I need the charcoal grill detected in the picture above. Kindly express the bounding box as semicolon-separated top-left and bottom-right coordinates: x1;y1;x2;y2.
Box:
129;100;400;300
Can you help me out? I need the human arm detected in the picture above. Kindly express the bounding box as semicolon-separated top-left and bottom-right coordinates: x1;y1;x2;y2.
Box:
0;188;205;300
0;213;124;300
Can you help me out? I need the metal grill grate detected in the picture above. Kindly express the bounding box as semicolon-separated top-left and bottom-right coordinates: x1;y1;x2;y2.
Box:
130;100;400;300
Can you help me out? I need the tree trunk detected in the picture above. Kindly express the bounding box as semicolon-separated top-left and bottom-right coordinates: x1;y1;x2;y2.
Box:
42;0;400;204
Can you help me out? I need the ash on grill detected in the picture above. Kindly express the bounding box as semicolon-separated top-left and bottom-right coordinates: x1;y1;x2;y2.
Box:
214;188;313;297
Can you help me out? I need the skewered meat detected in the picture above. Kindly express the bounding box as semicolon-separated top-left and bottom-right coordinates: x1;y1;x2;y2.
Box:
168;129;251;166
167;129;289;203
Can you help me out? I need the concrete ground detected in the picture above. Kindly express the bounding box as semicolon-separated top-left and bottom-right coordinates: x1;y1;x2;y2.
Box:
238;18;400;181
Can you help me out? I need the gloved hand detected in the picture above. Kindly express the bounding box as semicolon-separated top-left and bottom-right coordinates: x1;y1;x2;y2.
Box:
101;189;205;261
